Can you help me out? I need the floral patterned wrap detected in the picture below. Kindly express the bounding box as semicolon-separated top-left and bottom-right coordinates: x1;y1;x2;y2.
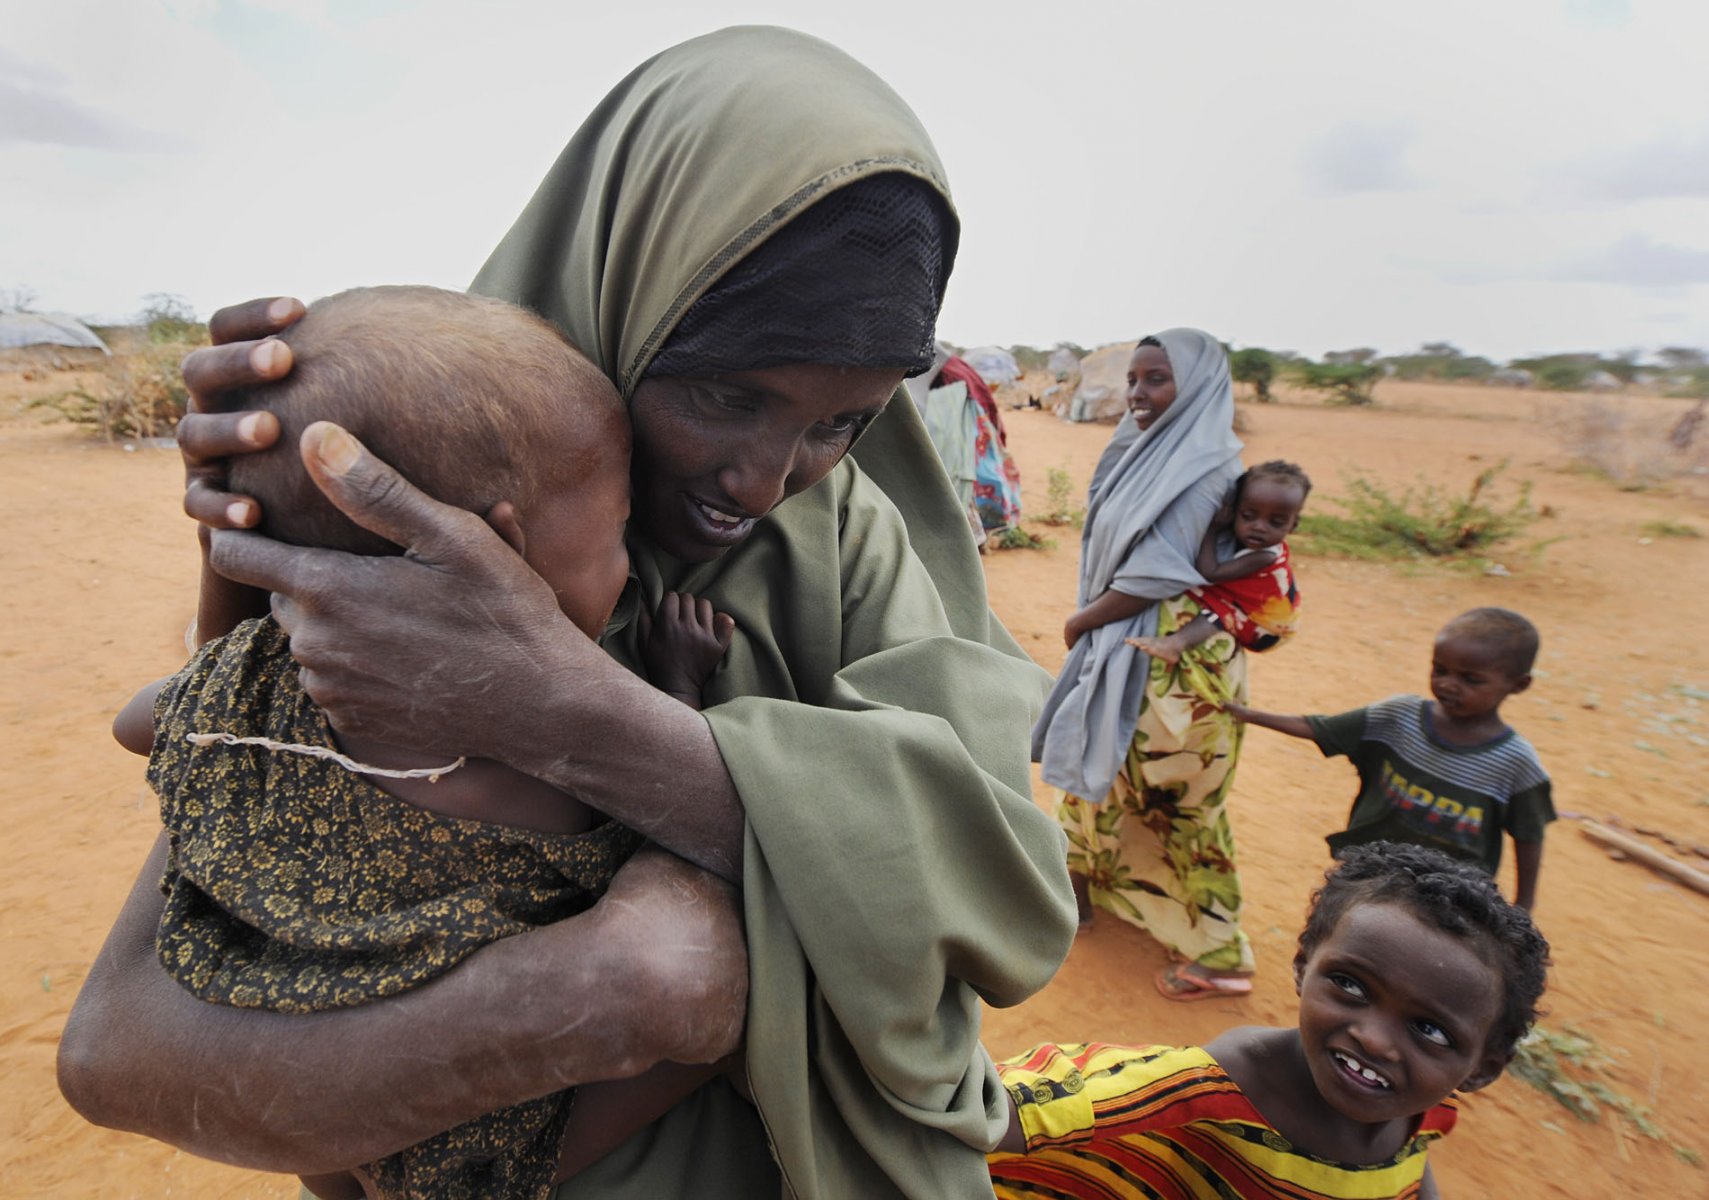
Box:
1057;594;1253;973
148;617;642;1200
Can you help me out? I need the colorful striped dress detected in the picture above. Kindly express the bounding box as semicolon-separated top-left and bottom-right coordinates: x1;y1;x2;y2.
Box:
988;1043;1456;1200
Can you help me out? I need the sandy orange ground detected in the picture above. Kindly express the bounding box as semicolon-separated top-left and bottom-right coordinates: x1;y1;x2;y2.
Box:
2;369;1706;1197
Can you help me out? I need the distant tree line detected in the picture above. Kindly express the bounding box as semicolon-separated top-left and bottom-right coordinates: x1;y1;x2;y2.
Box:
1216;341;1709;406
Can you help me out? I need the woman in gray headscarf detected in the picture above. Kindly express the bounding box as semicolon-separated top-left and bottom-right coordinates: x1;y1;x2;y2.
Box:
1031;329;1257;1000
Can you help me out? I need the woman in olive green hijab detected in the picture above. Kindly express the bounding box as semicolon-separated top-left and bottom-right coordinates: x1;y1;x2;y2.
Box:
64;26;1077;1200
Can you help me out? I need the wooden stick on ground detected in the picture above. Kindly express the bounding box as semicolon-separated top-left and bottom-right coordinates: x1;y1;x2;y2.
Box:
1577;820;1709;897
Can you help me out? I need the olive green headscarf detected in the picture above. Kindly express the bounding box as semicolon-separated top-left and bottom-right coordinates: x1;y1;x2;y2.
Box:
473;26;1075;1200
471;24;1003;641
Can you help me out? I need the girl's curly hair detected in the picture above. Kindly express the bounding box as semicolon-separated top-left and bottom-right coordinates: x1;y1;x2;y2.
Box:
1295;841;1550;1060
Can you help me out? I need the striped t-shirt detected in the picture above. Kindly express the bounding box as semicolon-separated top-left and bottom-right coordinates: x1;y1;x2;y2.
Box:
1308;694;1553;873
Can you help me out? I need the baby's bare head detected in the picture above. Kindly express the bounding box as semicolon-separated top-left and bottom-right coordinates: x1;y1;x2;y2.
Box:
228;286;626;555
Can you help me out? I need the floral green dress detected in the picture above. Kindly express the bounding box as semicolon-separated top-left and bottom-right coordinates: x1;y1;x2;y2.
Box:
1056;594;1253;973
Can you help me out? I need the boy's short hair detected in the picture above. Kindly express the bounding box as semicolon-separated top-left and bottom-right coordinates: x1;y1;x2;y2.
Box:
227;286;624;555
1235;460;1312;505
1440;607;1540;677
1295;841;1549;1061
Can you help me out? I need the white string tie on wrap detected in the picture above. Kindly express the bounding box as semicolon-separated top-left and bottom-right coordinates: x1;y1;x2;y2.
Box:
184;732;466;782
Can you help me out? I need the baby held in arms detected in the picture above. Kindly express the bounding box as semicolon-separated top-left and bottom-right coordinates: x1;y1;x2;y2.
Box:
1130;460;1309;665
109;286;733;1200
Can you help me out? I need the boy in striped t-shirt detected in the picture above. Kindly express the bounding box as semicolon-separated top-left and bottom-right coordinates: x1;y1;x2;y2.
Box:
1227;608;1553;910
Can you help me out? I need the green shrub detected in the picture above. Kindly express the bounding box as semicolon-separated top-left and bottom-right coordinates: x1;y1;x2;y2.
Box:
1292;462;1535;563
1037;466;1086;528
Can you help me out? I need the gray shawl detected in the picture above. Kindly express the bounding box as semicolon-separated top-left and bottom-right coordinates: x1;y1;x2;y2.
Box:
1031;328;1244;801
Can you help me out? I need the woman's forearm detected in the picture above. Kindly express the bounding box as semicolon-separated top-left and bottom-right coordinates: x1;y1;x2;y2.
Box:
59;837;745;1174
497;643;747;881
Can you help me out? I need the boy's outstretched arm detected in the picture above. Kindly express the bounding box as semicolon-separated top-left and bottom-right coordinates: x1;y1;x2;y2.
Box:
1420;1160;1441;1200
1512;838;1543;911
1223;701;1314;740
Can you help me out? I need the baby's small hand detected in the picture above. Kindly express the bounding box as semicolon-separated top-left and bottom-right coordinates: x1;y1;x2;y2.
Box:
641;592;735;707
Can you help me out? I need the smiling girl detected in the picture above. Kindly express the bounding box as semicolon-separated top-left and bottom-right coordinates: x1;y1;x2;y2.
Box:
988;841;1551;1200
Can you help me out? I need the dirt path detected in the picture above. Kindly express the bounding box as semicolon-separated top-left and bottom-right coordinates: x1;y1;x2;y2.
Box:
2;374;1705;1195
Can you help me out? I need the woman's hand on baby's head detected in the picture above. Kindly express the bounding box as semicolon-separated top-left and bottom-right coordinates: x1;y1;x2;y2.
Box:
209;422;595;760
178;297;303;529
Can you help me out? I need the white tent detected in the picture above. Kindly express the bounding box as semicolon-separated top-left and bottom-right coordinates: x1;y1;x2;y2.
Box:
0;311;110;355
1065;342;1131;422
960;345;1020;386
1047;346;1080;378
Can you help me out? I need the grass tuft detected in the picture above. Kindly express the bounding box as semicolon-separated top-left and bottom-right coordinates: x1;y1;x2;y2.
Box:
1511;1025;1699;1165
1641;520;1702;539
991;526;1055;551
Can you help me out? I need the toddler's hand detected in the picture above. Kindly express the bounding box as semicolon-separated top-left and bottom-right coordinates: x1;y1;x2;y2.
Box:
641;592;735;707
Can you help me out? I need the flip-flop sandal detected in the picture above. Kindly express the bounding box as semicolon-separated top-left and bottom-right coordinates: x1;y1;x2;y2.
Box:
1155;964;1254;1003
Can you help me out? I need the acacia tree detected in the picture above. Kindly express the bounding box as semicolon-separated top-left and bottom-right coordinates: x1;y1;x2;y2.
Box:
1229;347;1277;402
1290;359;1381;405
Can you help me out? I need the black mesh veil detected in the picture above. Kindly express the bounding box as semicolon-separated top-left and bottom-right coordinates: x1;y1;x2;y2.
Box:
645;172;952;379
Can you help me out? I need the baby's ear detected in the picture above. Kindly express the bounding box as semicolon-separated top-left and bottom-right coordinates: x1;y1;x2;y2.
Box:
483;500;527;558
1508;672;1533;697
1457;1046;1513;1094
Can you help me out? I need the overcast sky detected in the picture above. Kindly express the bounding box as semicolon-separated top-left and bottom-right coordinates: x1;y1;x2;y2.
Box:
3;0;1707;361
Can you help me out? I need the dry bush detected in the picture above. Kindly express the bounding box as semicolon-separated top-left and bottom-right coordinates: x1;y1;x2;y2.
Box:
1559;399;1706;490
28;337;200;440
